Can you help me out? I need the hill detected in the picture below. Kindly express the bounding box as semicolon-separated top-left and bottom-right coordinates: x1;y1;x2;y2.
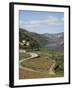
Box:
43;32;64;46
19;28;49;50
19;28;64;49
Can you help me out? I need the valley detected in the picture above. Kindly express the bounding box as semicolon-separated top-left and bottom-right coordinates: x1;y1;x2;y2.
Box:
19;28;64;79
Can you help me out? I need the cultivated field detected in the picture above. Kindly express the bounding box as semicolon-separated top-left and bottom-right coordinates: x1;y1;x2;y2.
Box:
19;48;64;79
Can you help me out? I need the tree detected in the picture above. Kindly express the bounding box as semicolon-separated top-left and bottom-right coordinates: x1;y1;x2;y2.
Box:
30;40;40;51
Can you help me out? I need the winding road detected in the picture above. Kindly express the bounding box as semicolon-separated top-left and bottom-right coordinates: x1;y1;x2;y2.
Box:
19;50;56;75
19;52;38;63
19;50;40;72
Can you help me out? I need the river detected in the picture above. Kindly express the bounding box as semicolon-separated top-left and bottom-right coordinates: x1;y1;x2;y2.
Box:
44;43;64;52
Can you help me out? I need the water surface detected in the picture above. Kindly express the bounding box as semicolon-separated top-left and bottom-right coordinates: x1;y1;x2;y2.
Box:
44;43;64;52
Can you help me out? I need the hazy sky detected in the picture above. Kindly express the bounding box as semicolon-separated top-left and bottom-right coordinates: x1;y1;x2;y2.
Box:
19;10;64;34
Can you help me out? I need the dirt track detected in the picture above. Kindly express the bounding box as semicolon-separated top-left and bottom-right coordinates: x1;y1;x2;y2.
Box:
19;50;56;75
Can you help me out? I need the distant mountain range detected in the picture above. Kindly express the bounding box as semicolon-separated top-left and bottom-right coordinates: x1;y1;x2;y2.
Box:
43;32;64;38
43;32;64;46
19;28;64;47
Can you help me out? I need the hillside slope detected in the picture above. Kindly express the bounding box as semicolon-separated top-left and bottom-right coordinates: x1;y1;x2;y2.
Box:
19;28;64;49
19;28;49;46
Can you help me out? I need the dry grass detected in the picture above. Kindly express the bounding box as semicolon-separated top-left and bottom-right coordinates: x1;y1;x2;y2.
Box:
21;57;54;72
19;69;64;79
19;56;64;79
19;69;49;79
19;48;64;79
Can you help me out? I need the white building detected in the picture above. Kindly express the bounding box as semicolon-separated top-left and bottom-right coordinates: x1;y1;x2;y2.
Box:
22;40;26;44
26;42;30;46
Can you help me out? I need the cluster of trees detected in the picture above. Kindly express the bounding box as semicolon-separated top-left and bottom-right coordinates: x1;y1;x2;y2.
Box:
29;40;40;51
50;54;64;72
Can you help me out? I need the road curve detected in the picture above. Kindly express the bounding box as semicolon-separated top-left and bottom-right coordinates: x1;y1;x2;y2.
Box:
19;50;56;75
19;52;39;63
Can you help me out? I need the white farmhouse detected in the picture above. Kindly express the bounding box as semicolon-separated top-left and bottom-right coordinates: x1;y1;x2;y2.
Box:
26;42;30;46
22;40;26;44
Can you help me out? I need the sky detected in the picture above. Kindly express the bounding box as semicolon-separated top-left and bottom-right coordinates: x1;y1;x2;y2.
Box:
19;10;64;34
